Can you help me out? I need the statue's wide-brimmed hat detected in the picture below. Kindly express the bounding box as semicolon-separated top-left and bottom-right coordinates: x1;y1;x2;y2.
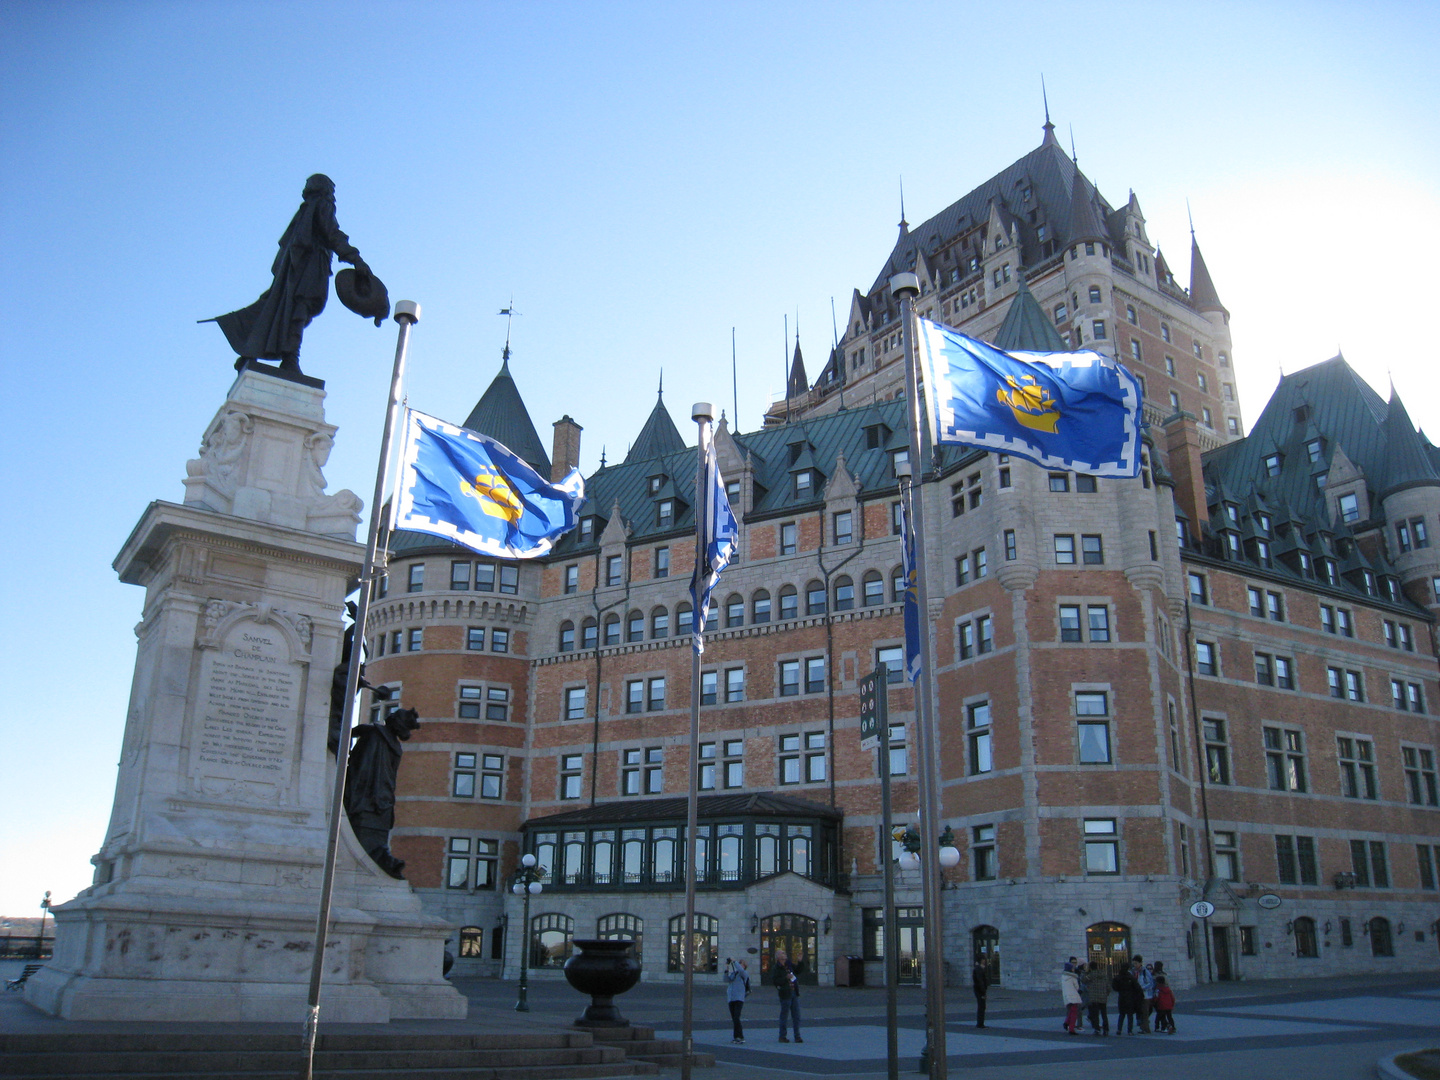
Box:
335;268;390;326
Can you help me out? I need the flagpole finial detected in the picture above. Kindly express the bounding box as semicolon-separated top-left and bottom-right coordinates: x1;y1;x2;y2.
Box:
692;402;714;423
890;272;920;299
394;300;420;325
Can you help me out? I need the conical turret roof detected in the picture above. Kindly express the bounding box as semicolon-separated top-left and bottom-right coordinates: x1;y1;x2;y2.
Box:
787;339;809;398
625;382;686;464
992;277;1069;353
1189;235;1227;316
1379;390;1440;496
462;352;551;474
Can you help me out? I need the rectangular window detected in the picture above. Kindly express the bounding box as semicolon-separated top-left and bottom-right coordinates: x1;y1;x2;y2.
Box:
877;645;903;684
621;749;641;795
407;564;424;593
805;656;826;693
1080;534;1104;564
833;510;853;545
1059;604;1082;642
1083;818;1118;874
490;628;509;653
626;680;644;714
1337;608;1354;637
1264;725;1307;792
973;824;996;880
1337;736;1378;799
968;701;992;774
451;560;472;590
565;686;586;721
1091;319;1106;340
474;563;495;591
725;667;745;703
723;739;744;788
700;670;718;706
1255;652;1274;686
1203;717;1230;784
1054;534;1076;564
1297;835;1318;885
1196;640;1217;676
887;722;907;776
1418;845;1438;890
466;626;485;651
976;615;993;655
1402;746;1439;806
1350;839;1389;888
563;564;579;593
779;659;800;697
1213;831;1239;882
497;565;518;594
1049;472;1070;493
644;747;663;793
1188;572;1208;605
1076;474;1097;493
957;620;975;660
654;546;669;578
805;732;826;781
779;734;801;784
478;753;503;799
1248;587;1264;617
780;521;797;555
561;755;583;799
1274;655;1295;690
647;676;666;711
452;752;476;798
1004;529;1017;560
605;554;623;587
485;686;509;721
698;741;716;791
408;628;423;652
1087;605;1110;642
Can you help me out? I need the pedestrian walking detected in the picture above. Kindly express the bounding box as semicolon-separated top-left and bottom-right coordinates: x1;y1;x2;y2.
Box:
1134;956;1156;1032
972;959;989;1028
773;949;802;1043
1154;974;1176;1033
1084;961;1109;1035
1112;962;1141;1034
1060;963;1083;1034
723;957;750;1043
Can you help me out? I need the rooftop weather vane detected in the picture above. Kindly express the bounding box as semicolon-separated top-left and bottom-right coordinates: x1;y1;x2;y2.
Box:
203;174;389;378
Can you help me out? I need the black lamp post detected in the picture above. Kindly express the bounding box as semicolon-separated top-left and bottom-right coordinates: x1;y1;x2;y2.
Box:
511;854;544;1012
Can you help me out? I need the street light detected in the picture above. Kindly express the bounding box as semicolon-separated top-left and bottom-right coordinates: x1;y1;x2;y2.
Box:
511;853;544;1012
37;891;51;960
891;828;960;1074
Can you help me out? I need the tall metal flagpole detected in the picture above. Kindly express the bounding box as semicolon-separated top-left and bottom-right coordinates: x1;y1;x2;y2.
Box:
891;273;948;1079
680;402;714;1080
301;300;421;1080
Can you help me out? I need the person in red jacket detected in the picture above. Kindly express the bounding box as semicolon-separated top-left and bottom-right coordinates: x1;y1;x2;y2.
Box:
1153;975;1176;1033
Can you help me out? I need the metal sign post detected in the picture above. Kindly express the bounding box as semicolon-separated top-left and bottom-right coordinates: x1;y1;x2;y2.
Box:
860;669;900;1080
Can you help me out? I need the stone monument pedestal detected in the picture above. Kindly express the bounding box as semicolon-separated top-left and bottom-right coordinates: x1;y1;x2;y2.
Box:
25;368;465;1022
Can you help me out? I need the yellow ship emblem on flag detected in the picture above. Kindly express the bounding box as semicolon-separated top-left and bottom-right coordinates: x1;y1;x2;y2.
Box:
461;467;524;524
996;374;1061;433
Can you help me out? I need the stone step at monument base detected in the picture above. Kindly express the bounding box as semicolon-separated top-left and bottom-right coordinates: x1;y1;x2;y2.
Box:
587;1025;716;1069
0;1030;660;1079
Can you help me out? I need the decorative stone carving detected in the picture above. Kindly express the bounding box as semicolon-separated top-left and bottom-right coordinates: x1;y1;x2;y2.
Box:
200;599;314;655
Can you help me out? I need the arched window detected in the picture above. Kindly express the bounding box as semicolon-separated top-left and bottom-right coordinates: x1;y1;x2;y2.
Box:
651;606;669;639
559;621;575;652
806;580;827;616
1293;916;1318;958
668;912;719;973
458;925;485;958
626;610;644;643
1084;921;1131;983
833;575;854;611
778;586;799;620
972;925;1001;984
752;590;772;624
676;603;693;634
530;913;573;968
756;824;780;876
863;570;884;607
603;614;621;646
717;825;743;881
725;593;745;628
581;618;598;649
891;565;905;603
1369;916;1393;957
596;913;644;964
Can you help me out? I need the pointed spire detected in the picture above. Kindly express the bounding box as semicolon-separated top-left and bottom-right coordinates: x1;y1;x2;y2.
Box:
898;177;909;237
658;369;664;399
625;392;686;464
787;336;809;398
993;277;1069;353
1069;123;1078;164
1380;389;1440;494
462;354;550;473
1041;75;1057;145
1189;231;1228;316
1067;167;1106;245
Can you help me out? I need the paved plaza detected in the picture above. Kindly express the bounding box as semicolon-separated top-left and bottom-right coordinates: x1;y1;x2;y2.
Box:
3;960;1435;1078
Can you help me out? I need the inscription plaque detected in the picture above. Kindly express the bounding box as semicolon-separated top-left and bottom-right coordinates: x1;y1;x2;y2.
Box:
194;619;299;794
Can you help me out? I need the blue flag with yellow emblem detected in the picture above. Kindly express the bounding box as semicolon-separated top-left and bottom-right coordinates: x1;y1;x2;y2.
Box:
897;492;922;683
394;409;584;559
915;318;1144;478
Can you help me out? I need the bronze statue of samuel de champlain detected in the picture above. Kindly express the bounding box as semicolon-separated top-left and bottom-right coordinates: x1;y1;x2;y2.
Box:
203;174;389;377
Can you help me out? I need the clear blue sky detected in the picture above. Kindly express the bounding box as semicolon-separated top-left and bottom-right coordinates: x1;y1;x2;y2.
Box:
2;1;1437;917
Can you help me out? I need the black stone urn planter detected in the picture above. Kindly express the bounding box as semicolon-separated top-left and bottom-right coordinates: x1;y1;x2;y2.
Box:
564;938;641;1028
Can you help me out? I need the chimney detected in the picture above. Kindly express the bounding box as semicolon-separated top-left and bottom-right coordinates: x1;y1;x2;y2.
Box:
1163;412;1208;532
551;415;582;481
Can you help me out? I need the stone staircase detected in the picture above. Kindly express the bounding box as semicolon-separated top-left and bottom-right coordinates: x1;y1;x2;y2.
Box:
587;1025;715;1070
0;1030;660;1079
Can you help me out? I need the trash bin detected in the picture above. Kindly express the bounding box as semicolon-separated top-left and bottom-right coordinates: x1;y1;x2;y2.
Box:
836;955;864;987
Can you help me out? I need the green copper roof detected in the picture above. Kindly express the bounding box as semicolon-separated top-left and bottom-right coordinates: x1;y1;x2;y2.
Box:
992;278;1069;353
461;354;551;474
625;388;686;464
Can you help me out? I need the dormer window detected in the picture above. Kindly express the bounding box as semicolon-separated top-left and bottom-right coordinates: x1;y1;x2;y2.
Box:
1299;551;1312;575
1307;439;1325;464
578;518;595;543
1257;513;1272;535
1338;493;1360;523
1225;503;1239;525
1315;473;1328;491
1256;539;1272;567
1226;532;1241;557
794;471;813;497
649;475;664;494
657;499;674;528
1362;569;1377;596
1321;559;1339;585
865;424;891;449
1264;454;1282;477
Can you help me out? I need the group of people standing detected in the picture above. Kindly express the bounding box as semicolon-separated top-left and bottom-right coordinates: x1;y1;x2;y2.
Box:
1060;955;1176;1036
723;949;803;1045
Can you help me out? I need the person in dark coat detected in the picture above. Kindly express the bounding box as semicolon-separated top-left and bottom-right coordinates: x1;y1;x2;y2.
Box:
972;959;990;1027
1112;961;1142;1034
208;174;377;374
773;949;803;1043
